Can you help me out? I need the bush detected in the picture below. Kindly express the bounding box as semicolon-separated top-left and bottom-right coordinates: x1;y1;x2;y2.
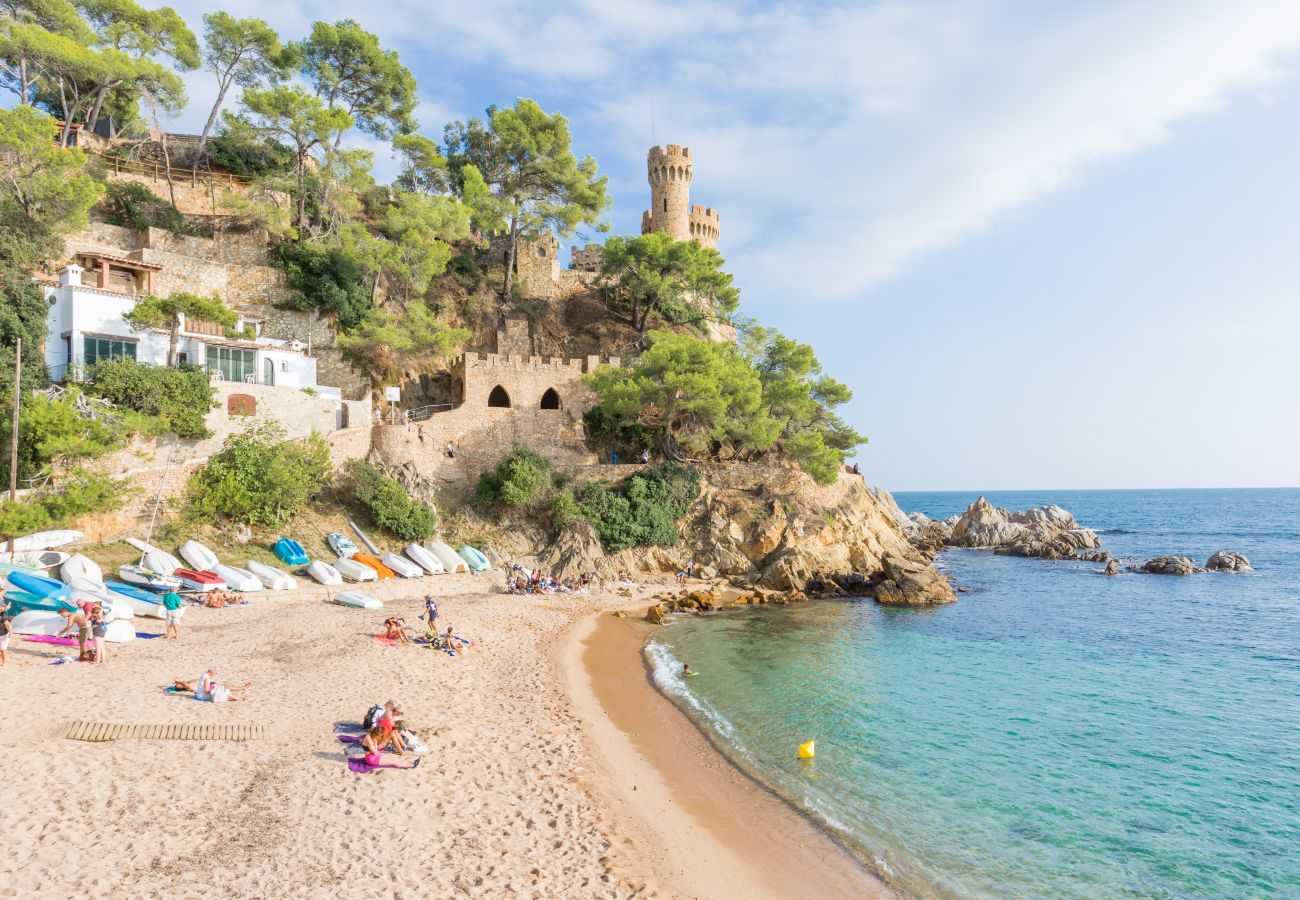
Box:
548;488;583;529
206;132;295;178
187;422;330;527
473;448;552;507
341;459;437;542
99;181;194;235
272;240;373;331
87;359;216;439
0;469;130;534
578;464;701;552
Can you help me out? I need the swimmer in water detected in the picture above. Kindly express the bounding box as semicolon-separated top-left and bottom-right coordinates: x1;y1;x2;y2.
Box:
682;663;694;676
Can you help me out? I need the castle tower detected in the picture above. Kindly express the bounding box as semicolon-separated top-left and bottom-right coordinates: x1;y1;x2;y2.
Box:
641;145;720;250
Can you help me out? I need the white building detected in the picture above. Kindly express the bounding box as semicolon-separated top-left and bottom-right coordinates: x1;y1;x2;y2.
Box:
43;261;340;399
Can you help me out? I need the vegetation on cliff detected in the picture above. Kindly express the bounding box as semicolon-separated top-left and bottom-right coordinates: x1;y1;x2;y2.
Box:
186;421;330;527
339;459;436;542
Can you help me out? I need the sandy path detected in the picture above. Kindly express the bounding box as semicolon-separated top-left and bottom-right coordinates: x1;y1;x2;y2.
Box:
0;574;658;899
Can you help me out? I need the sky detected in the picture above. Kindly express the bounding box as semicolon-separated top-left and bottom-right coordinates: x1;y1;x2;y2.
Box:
157;0;1300;490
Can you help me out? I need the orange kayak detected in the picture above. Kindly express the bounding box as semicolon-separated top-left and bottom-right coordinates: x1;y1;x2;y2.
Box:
353;553;395;579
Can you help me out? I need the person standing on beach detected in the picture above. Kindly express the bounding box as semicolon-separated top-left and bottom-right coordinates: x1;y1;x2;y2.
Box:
90;603;108;665
56;607;91;661
423;595;438;626
162;590;184;640
0;601;11;666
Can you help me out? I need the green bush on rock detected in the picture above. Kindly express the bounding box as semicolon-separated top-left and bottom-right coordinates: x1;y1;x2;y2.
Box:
340;459;436;542
577;464;701;552
187;422;330;527
473;448;552;507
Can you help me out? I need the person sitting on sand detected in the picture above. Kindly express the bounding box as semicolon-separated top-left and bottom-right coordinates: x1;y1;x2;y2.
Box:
383;617;411;645
56;607;92;661
195;667;249;702
440;626;464;652
359;723;418;769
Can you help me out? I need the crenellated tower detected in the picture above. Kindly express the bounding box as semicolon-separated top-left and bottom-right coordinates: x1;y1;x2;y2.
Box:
641;144;719;249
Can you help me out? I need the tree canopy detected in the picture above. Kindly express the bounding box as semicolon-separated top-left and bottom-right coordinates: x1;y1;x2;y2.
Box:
295;18;416;144
598;231;740;334
123;291;237;368
193;12;287;164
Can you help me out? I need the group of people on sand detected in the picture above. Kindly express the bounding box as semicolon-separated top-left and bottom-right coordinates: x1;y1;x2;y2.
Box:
503;566;599;595
355;699;421;769
380;595;468;652
55;601;111;664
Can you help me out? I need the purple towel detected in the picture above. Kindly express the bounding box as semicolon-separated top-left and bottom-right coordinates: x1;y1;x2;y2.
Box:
347;757;416;773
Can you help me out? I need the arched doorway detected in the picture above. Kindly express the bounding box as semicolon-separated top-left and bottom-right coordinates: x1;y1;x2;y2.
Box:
263;358;274;386
539;388;561;410
488;385;511;407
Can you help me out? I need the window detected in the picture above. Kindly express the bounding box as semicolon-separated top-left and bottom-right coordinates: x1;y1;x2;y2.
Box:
540;388;561;410
663;198;668;212
206;345;256;383
487;385;511;408
83;336;136;369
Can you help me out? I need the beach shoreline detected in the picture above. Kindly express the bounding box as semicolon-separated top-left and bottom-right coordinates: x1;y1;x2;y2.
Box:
560;608;893;899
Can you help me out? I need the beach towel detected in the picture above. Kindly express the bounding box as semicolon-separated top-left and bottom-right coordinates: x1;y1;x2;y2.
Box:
136;632;165;640
372;635;397;647
26;634;80;647
347;756;418;773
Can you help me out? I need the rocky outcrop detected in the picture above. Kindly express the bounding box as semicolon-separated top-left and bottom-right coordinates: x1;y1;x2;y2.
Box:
874;555;957;606
1103;559;1120;576
1205;551;1251;572
1140;556;1200;575
944;497;1100;560
905;512;953;554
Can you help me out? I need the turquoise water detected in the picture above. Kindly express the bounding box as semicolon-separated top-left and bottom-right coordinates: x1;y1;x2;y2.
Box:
647;489;1300;898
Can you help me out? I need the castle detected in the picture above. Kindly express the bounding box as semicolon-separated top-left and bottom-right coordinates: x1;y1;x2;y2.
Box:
639;145;720;249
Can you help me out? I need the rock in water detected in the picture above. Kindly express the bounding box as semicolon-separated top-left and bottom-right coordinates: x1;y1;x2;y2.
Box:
874;555;957;606
1140;556;1199;575
1103;559;1120;576
1205;551;1251;572
946;496;1100;560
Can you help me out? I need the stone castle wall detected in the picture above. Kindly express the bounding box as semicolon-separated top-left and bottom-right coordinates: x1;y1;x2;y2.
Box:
61;224;368;400
102;168;266;218
643;144;693;240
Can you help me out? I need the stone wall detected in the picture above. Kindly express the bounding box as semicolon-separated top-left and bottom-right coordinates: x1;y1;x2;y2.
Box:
103;169;265;217
569;244;604;272
61;223;368;400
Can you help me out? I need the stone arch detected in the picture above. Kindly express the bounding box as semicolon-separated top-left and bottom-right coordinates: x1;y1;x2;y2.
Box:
488;385;511;408
540;388;561;410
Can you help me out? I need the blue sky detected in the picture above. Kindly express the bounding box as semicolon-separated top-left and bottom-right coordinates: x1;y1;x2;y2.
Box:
159;0;1300;490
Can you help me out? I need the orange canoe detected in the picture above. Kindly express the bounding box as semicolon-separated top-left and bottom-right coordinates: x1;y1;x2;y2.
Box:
353;553;395;579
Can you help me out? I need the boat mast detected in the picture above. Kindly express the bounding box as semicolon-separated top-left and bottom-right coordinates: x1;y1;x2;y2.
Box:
140;440;177;565
5;338;19;561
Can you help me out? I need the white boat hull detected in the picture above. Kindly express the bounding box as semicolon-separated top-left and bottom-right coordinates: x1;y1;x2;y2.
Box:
307;561;343;586
60;554;105;592
108;591;167;619
335;558;377;583
382;552;424;578
0;530;82;554
118;565;182;592
246;560;296;590
212;564;263;592
425;540;468;573
405;544;444;574
333;591;383;610
13;610;135;643
10;550;69;570
179;540;220;571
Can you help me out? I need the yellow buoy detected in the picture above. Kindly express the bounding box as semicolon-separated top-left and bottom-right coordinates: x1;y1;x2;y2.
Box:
798;740;816;759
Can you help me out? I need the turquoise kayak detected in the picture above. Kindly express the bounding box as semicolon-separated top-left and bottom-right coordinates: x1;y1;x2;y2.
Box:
458;545;491;572
6;570;72;601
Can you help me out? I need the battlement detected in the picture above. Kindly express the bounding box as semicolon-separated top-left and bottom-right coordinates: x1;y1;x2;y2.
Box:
456;352;621;374
643;142;719;248
570;243;604;273
690;205;719;222
648;144;690;161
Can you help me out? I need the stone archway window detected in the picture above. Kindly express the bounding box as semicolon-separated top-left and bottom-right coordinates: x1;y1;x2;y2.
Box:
488;385;511;408
540;388;561;410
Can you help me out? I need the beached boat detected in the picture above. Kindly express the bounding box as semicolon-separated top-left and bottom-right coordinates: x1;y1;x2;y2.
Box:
349;521;381;554
334;557;377;582
458;545;492;572
173;569;226;592
382;552;423;578
273;538;310;567
211;564;263;592
332;591;383;610
105;581;168;618
404;543;444;574
353;553;395;579
125;538;184;575
117;565;182;592
3;590;74;614
327;533;359;558
60;554;106;592
0;529;82;554
307;560;343;585
6;570;72;601
246;560;296;590
179;540;220;571
424;540;468;573
0;561;42;581
67;587;134;620
9;609;133;641
10;550;70;570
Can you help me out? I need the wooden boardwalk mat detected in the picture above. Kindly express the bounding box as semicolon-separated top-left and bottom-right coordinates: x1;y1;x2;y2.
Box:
61;720;268;742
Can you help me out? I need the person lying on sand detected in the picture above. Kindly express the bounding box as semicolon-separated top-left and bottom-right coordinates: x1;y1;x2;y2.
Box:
382;617;411;645
194;668;250;702
359;724;418;769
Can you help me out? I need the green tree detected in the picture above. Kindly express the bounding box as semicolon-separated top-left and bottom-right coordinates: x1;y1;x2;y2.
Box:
295;19;416;146
598;231;740;334
0;204;60;393
0;0;94;105
99;180;191;234
444;98;609;300
335;301;469;386
377;191;472;300
123;291;237;368
340;459;436;541
193;12;286;166
271;238;372;329
87;356;215;439
0;105;102;229
392;133;449;196
186;421;330;527
0;386;128;486
235;84;353;230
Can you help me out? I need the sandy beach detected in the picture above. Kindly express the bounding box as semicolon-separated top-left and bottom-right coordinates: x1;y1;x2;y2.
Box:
0;573;886;898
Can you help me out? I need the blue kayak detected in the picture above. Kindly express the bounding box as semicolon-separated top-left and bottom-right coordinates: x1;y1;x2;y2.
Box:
2;590;73;613
6;570;72;601
273;538;310;567
106;581;164;604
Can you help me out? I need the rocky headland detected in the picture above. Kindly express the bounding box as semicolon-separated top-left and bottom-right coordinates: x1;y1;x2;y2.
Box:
903;496;1106;562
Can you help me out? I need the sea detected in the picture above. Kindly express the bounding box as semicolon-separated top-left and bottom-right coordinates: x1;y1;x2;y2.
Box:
646;489;1300;898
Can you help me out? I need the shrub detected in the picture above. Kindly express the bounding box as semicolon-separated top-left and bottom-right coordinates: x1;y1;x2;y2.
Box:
187;422;330;527
548;488;583;529
87;359;216;439
340;459;437;542
272;240;373;330
0;469;130;534
99;181;194;235
578;464;701;552
206;132;295;178
473;448;551;507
